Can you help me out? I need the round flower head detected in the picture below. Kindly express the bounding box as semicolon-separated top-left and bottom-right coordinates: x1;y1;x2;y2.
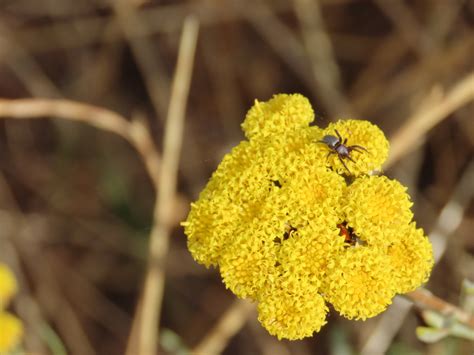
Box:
342;175;414;246
0;312;23;353
276;223;343;284
242;94;315;139
318;120;389;176
219;219;279;299
183;93;434;340
184;140;279;266
184;95;335;269
388;223;434;294
0;263;18;308
257;271;328;340
323;246;396;320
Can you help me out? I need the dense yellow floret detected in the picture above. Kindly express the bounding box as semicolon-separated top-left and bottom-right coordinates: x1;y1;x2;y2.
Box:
219;219;279;299
257;272;328;340
242;94;315;139
323;247;396;320
0;312;24;353
388;223;434;293
182;93;434;340
276;224;343;285
0;263;18;309
319;120;389;176
342;175;414;246
184;118;341;269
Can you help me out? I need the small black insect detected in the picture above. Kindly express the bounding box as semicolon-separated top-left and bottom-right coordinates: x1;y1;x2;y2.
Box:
318;129;368;174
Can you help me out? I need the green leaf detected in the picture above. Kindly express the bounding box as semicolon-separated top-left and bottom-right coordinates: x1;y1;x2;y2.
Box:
416;326;449;343
160;328;189;355
460;278;474;314
449;321;474;341
40;322;67;355
420;310;445;328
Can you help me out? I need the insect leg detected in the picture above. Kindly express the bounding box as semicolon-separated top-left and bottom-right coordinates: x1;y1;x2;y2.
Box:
334;129;343;142
349;145;368;152
346;154;356;164
338;155;351;174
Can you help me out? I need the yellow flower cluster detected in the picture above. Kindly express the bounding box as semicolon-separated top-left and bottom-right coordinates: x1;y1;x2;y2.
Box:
0;263;23;353
182;94;434;340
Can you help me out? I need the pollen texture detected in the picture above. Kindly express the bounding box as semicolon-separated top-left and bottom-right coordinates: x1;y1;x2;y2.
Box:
182;94;434;340
342;175;414;246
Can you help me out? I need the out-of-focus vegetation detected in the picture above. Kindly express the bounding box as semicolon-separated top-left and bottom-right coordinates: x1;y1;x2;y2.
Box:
0;1;473;354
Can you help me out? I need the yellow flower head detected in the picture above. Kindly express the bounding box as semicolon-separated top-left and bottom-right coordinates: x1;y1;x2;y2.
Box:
319;120;389;176
342;175;414;246
242;94;315;139
0;263;18;309
0;312;24;353
183;93;433;340
276;223;343;285
388;223;434;294
219;220;279;299
323;247;396;320
257;272;328;340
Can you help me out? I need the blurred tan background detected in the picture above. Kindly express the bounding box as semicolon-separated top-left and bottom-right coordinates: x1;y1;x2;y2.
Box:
0;0;473;354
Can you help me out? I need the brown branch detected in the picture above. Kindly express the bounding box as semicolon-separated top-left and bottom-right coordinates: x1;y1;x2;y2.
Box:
193;299;256;355
131;15;199;355
293;0;351;116
0;15;198;354
14;1;355;54
386;72;474;168
0;98;130;139
113;0;170;120
405;288;474;329
374;0;434;54
361;162;474;354
0;98;162;189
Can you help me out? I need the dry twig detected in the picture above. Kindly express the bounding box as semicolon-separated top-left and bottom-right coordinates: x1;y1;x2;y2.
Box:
0;14;199;355
361;162;474;354
386;72;474;168
130;15;199;355
293;0;350;116
193;299;255;355
113;0;170;120
405;288;474;329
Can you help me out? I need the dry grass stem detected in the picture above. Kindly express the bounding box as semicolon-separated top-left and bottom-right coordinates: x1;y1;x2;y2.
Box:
352;35;473;116
386;72;474;168
374;0;433;54
0;2;471;353
13;2;290;53
293;0;350;116
405;288;474;329
193;299;256;355
0;98;131;138
0;26;61;98
113;0;170;119
361;162;474;354
130;15;199;355
0;98;164;185
243;2;317;94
